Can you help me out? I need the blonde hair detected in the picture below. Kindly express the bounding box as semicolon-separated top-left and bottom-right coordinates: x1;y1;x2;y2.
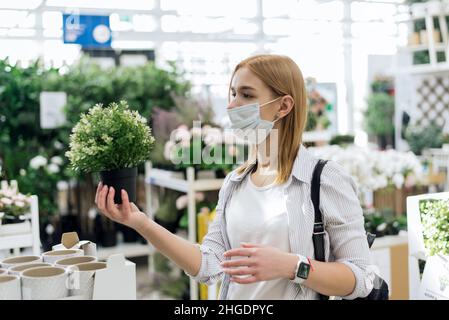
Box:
230;54;308;184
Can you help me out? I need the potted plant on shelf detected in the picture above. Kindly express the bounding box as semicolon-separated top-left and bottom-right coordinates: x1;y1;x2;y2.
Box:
66;100;155;204
0;181;32;235
419;198;449;256
364;92;395;149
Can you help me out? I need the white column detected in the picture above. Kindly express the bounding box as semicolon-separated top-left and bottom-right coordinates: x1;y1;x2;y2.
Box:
343;0;354;134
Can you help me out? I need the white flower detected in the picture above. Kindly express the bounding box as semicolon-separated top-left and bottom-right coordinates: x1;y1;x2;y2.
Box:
30;155;48;170
14;201;25;208
1;198;13;206
173;127;191;143
50;156;64;166
176;195;188;210
54;140;64;150
164;141;176;161
47;163;60;174
392;173;405;189
19;169;26;176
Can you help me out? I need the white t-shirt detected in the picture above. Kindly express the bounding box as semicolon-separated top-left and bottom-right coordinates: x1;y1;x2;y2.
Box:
226;173;292;300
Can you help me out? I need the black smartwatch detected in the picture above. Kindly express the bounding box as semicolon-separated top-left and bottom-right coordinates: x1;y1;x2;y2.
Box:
292;254;311;284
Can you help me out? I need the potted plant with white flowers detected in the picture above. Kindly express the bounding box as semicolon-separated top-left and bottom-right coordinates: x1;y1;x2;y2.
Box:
66;100;155;204
0;181;32;235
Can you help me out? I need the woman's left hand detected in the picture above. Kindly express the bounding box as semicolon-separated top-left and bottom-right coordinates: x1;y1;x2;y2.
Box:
221;243;298;284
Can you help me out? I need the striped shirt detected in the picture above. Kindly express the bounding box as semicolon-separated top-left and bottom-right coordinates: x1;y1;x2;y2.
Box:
186;144;376;300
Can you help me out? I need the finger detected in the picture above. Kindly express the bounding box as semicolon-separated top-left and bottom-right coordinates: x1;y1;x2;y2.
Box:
221;259;255;268
241;242;262;248
106;187;122;219
121;189;132;216
223;248;253;258
97;185;108;211
230;276;258;284
223;267;256;276
95;182;103;205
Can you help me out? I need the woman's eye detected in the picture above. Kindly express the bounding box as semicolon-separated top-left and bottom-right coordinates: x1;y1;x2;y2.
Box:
231;92;236;98
242;93;252;99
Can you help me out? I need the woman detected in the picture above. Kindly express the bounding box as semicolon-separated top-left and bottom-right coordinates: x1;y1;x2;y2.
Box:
95;54;376;300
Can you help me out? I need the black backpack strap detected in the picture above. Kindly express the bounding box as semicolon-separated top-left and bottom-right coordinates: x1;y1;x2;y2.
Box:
311;159;329;300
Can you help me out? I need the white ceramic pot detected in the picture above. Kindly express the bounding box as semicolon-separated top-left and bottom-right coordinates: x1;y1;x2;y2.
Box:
0;255;42;269
68;262;107;299
54;256;97;269
0;275;21;300
8;263;52;276
42;249;83;264
21;267;68;300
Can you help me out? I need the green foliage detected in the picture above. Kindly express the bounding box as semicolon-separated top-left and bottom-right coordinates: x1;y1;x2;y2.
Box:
364;209;407;237
0;56;190;218
419;199;449;256
154;191;180;223
16;157;62;217
66;101;155;172
413;50;430;65
0;59;64;180
159;273;190;299
60;59;191;126
405;122;443;155
330;134;355;146
364;93;395;136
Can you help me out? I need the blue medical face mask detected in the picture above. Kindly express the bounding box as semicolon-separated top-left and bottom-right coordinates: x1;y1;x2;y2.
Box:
227;96;282;144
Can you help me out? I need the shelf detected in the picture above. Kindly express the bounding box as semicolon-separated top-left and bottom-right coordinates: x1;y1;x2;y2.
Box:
145;168;224;192
371;233;408;250
0;233;33;251
400;43;447;52
396;62;449;75
96;242;154;260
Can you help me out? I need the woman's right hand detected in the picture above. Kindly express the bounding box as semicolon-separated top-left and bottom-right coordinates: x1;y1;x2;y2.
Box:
95;182;148;231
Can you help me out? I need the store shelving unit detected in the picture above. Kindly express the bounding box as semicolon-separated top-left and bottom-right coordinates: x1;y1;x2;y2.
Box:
396;3;449;73
394;2;449;151
144;161;224;300
0;195;40;257
97;242;155;261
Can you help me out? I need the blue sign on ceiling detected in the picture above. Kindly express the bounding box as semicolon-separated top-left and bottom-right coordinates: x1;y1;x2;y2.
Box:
63;14;112;48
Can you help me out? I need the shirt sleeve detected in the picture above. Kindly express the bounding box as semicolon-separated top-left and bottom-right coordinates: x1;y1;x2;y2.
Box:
320;161;377;299
184;173;231;285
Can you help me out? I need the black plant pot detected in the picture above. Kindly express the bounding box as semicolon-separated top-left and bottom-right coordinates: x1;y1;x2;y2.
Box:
120;225;140;243
100;167;137;204
2;216;24;224
215;168;227;179
101;229;118;247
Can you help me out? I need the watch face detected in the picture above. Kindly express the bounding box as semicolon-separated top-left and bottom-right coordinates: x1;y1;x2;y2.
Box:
297;262;310;279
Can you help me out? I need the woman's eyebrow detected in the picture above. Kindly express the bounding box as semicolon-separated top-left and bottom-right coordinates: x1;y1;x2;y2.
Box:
230;85;256;91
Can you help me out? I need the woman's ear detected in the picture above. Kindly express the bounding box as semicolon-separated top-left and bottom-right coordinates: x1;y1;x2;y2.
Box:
277;95;295;119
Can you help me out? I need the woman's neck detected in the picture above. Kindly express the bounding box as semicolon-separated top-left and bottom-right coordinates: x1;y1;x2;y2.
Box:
256;134;278;173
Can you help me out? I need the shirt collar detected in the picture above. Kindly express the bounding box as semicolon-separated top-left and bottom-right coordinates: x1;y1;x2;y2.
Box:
229;144;316;184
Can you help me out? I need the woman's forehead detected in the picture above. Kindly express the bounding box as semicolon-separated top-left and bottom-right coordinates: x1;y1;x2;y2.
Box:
231;67;265;91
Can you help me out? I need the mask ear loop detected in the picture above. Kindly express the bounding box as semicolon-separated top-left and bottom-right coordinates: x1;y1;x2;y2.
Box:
259;96;283;108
